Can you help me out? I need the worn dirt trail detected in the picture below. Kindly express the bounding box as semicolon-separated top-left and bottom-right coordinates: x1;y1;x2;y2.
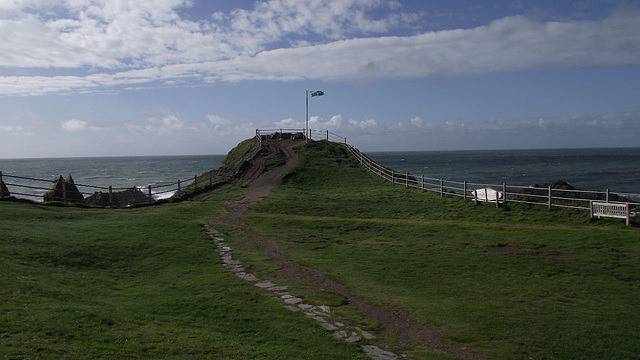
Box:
211;139;485;360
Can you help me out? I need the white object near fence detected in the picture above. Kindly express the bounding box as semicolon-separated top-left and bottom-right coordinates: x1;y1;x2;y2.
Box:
472;188;503;204
590;201;635;226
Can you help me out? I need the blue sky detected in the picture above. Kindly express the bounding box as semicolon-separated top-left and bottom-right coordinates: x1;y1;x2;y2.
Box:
1;0;639;158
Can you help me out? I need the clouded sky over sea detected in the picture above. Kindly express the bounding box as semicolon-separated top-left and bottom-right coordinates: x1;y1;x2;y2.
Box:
1;0;639;158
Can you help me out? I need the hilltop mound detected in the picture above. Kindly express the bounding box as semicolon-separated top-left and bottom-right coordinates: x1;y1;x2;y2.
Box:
174;137;305;198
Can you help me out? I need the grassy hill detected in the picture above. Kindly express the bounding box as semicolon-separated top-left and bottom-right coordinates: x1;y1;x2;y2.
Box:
2;139;639;359
229;141;640;359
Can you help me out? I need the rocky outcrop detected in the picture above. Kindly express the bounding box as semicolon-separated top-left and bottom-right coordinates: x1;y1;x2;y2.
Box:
534;180;577;190
518;180;630;204
85;187;150;207
43;175;84;203
262;132;306;140
1;181;9;197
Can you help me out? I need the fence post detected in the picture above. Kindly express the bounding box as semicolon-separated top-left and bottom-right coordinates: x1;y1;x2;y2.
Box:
326;130;329;141
503;183;507;204
148;185;152;203
421;175;424;191
495;189;500;208
62;180;67;204
626;204;631;226
463;181;467;201
0;171;4;198
405;173;408;188
109;186;113;207
391;172;394;185
177;179;181;195
606;189;610;203
440;178;444;197
548;185;552;209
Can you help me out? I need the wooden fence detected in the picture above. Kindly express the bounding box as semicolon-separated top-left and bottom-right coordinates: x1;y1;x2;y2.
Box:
256;128;346;144
0;170;210;207
256;129;639;223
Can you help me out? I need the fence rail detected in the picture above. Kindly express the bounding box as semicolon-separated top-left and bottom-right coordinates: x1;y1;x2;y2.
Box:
3;130;640;222
255;129;639;224
0;170;215;207
343;143;640;215
256;128;346;144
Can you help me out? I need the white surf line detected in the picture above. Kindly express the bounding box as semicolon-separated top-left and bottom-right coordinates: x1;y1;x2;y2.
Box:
204;225;403;360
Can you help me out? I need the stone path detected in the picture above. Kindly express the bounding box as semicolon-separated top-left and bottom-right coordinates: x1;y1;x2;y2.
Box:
204;224;403;360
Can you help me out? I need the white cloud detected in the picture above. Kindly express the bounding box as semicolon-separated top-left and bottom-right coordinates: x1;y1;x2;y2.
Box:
410;116;424;127
206;114;230;129
0;125;33;136
0;2;638;96
61;118;103;131
61;119;87;131
128;111;185;134
275;117;296;127
308;114;378;135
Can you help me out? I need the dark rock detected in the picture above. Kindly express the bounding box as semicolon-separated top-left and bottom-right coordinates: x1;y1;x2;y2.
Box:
43;174;84;203
85;187;150;207
1;180;10;197
264;132;306;140
522;179;630;203
534;180;577;190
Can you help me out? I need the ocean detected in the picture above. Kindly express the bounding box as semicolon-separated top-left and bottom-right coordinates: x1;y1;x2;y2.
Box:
2;147;640;201
367;147;640;197
0;155;226;200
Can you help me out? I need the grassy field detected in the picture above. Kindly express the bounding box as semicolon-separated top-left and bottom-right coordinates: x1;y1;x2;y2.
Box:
234;141;640;360
0;186;367;359
3;140;639;359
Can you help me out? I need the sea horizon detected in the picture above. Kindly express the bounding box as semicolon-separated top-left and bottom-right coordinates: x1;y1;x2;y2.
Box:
2;145;640;161
2;147;640;200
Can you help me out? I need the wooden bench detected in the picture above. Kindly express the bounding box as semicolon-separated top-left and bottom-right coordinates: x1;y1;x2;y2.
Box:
472;188;503;207
590;201;636;226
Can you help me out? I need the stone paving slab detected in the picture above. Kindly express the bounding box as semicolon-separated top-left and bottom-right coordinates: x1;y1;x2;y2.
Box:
355;327;376;340
361;345;398;360
236;272;258;281
332;330;348;339
320;323;339;331
267;285;289;291
284;297;303;305
346;336;362;343
255;281;277;288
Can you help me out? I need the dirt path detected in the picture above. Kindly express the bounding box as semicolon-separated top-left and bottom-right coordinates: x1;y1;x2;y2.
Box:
212;139;485;360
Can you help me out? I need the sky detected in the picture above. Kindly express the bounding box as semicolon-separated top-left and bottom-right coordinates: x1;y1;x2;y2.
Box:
1;0;639;158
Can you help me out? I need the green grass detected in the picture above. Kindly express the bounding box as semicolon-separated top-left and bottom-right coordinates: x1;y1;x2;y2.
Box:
237;141;640;360
0;185;366;359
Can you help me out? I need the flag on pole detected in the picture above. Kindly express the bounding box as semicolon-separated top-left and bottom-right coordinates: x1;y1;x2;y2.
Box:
310;90;324;97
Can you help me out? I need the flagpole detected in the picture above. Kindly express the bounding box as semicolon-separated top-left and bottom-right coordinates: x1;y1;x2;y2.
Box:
305;90;309;142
